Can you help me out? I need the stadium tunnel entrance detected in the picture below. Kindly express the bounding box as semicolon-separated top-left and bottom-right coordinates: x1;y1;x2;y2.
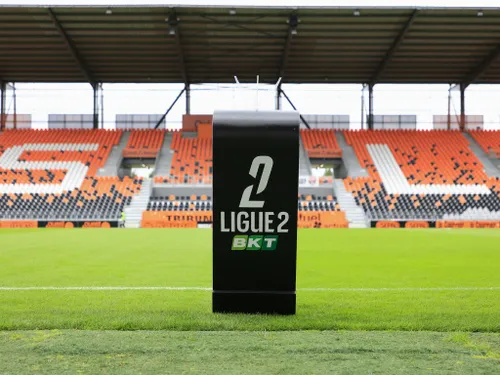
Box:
311;159;348;180
119;158;156;179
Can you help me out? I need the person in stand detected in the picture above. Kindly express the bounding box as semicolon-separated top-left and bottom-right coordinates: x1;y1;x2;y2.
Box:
120;211;126;228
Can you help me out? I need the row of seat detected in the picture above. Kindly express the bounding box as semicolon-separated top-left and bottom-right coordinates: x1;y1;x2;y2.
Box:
2;128;500;223
151;129;500;187
344;130;500;221
146;195;340;213
0;130;143;220
154;132;212;184
151;195;211;201
153;129;343;184
0;169;65;185
0;176;141;220
0;130;120;177
298;194;341;211
344;130;489;186
123;130;165;158
299;194;335;201
300;129;342;158
469;130;500;156
147;200;212;212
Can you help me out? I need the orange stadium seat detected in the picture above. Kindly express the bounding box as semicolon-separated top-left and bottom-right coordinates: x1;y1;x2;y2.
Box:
122;129;165;158
300;129;342;158
148;129;347;225
469;130;500;158
0;129;143;221
344;130;488;185
298;194;341;212
343;130;500;221
153;130;340;186
154;131;212;184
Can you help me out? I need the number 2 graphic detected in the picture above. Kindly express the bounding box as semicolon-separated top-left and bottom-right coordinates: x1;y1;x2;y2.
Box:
239;155;274;208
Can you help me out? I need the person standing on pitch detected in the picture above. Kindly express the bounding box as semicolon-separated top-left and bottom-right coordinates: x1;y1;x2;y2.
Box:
120;211;126;228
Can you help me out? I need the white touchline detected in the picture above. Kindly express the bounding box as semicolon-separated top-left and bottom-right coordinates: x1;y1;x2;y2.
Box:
299;287;500;291
0;286;212;291
0;286;499;292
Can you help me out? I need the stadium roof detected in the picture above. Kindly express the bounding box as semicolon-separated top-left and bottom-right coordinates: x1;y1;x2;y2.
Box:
1;6;500;85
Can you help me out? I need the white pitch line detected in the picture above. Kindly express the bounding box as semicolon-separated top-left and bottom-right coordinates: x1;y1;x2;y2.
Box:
0;286;211;291
0;286;500;292
299;287;500;292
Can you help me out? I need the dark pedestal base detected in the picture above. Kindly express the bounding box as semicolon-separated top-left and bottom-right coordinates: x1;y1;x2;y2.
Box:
213;291;296;315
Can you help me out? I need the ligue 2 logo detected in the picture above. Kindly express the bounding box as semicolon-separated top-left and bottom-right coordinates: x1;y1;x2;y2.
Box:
239;156;273;208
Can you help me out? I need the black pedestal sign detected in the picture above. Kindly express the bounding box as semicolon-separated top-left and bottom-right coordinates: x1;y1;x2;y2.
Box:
212;110;299;315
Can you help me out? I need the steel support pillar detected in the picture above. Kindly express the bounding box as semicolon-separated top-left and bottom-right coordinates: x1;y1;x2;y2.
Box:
460;83;466;131
370;10;418;86
155;88;186;129
368;84;374;130
185;84;191;115
447;85;452;130
99;83;104;129
12;83;17;129
0;81;6;131
48;8;95;86
361;84;366;130
276;87;282;110
280;89;310;129
92;83;99;129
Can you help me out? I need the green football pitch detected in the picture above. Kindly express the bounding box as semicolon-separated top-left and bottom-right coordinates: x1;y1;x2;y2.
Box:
1;228;499;374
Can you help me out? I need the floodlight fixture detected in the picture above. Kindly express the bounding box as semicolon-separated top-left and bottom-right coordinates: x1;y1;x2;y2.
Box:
288;14;299;35
167;14;178;36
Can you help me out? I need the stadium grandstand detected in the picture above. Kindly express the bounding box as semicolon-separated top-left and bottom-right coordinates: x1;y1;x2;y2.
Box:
1;5;500;230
